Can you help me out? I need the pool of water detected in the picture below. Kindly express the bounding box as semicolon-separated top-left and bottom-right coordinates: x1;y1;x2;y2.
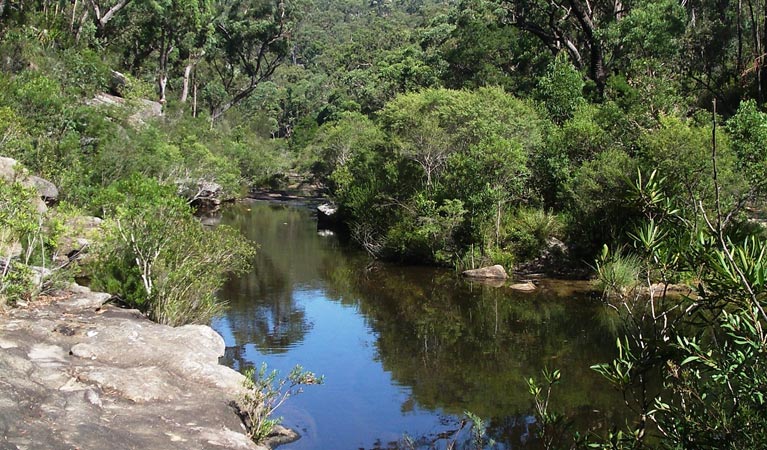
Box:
211;200;622;449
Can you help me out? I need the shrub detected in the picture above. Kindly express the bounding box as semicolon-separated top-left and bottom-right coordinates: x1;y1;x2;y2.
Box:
91;175;255;325
593;245;642;298
239;363;323;443
0;178;44;306
502;208;563;260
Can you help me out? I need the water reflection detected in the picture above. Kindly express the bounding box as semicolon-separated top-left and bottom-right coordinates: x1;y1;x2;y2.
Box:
213;202;623;449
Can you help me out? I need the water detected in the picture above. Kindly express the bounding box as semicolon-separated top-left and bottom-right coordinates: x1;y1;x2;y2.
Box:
211;200;622;449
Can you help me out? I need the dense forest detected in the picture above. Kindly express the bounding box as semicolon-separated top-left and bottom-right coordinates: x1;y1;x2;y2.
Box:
2;0;767;447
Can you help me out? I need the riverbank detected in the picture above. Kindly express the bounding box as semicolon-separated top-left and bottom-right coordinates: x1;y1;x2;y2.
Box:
0;282;296;450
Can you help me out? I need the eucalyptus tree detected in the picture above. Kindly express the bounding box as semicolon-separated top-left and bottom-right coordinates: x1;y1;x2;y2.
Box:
108;0;212;104
204;0;302;120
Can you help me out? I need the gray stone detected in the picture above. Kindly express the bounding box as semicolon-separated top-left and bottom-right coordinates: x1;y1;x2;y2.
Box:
0;156;19;181
509;281;537;292
0;156;47;213
109;70;128;96
28;175;59;203
461;265;508;279
88;93;163;125
53;215;102;264
0;284;262;449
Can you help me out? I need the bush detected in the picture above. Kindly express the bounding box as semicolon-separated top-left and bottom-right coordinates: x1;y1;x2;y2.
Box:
239;363;323;443
90;175;255;325
0;178;44;306
502;208;563;260
593;245;642;298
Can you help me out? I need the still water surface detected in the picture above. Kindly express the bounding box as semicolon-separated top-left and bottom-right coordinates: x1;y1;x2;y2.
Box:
211;201;621;449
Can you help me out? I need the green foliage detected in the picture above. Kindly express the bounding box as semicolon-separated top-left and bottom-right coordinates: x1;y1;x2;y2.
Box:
639;115;741;211
0;179;41;252
239;363;323;443
0;260;35;307
91;175;255;325
385;196;467;263
501;208;563;261
527;368;564;449
565;148;639;253
587;167;767;449
726;100;767;198
593;246;642;298
535;54;585;124
0;178;45;306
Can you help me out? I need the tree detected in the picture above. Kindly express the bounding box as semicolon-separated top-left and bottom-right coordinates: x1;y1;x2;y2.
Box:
204;0;299;120
495;0;619;95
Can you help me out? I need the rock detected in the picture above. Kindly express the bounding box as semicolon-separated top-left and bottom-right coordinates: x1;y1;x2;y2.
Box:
53;215;102;265
177;179;224;210
88;92;125;108
317;202;339;229
0;156;48;213
30;265;52;287
462;265;508;279
0;284;260;449
514;237;578;277
132;98;164;124
109;70;128;96
0;156;19;181
509;281;537;292
88;92;163;125
28;175;59;204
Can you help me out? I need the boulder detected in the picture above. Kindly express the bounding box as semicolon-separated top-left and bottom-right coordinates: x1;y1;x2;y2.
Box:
88;92;163;125
0;286;261;449
177;179;224;210
53;215;102;265
317;202;339;229
515;237;577;277
131;98;164;124
0;156;48;213
509;281;537;292
0;156;18;181
109;70;128;96
462;265;508;279
28;175;59;204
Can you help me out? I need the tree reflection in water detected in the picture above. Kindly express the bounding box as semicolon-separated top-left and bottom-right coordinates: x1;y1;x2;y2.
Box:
214;201;627;449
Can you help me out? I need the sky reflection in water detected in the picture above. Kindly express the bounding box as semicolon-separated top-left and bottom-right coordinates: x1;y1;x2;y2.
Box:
211;201;621;450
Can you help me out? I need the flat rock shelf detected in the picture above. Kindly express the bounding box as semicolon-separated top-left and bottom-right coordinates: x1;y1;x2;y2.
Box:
0;284;286;450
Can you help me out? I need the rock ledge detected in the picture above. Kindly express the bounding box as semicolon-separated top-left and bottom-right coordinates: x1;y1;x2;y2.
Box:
0;284;271;450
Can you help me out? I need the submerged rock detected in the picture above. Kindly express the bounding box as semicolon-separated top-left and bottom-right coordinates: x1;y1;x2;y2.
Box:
509;281;537;292
462;265;508;279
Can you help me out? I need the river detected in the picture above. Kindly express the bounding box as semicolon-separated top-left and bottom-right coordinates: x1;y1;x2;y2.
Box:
211;200;623;449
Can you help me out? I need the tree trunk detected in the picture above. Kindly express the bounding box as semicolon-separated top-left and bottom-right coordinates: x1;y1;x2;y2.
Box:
70;0;78;32
181;62;193;103
569;0;607;95
158;30;170;105
87;0;133;37
747;0;763;102
75;10;88;43
193;82;198;118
